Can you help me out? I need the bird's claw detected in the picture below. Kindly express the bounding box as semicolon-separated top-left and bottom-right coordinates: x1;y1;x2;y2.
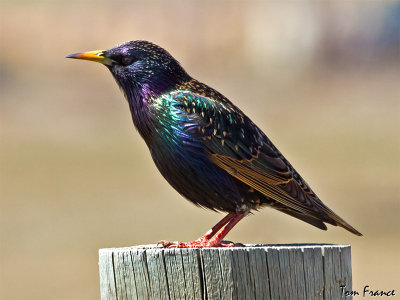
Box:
219;240;245;247
157;239;245;248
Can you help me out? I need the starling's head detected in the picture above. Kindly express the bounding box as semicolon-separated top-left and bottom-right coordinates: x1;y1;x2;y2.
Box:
67;40;190;96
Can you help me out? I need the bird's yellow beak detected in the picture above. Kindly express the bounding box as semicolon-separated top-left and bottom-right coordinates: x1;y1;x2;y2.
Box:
66;50;114;66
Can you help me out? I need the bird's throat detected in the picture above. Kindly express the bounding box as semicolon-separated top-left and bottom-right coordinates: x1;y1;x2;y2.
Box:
117;79;155;141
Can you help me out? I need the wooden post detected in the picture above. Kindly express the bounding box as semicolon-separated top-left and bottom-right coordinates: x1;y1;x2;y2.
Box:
99;244;352;300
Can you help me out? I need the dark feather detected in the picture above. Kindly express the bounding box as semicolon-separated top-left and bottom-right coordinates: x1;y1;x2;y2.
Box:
168;85;362;235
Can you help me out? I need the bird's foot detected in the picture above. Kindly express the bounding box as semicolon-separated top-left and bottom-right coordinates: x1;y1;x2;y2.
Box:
158;239;244;248
158;213;248;248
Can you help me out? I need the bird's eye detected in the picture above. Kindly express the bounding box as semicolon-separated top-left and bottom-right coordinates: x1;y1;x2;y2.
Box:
121;56;135;66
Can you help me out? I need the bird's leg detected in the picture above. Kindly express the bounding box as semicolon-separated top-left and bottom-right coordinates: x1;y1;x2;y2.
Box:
206;213;247;247
158;212;247;248
194;212;237;242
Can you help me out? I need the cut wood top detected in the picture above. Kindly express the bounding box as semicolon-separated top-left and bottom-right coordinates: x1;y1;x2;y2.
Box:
99;244;352;300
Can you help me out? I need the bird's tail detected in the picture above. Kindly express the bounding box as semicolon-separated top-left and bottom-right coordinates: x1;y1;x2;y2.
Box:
323;206;363;236
279;205;362;236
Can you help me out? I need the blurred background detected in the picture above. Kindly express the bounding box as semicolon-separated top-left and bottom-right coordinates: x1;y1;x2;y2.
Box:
1;1;399;299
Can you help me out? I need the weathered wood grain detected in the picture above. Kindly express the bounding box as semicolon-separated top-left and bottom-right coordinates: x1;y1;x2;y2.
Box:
99;244;352;300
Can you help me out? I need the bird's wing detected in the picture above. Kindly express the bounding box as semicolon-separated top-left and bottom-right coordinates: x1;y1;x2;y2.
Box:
169;90;362;235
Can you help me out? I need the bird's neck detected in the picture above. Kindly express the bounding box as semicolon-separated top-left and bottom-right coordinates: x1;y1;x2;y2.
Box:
115;73;191;142
118;80;177;142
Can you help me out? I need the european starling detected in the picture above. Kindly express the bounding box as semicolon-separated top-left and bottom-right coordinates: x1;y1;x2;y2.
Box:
67;40;362;248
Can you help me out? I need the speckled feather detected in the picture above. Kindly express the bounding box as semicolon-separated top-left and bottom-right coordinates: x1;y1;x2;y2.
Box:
78;40;362;235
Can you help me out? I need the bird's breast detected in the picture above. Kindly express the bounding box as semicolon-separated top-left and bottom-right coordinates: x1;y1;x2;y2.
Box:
148;135;242;212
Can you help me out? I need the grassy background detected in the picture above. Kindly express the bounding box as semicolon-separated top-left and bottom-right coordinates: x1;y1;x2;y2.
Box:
1;1;399;299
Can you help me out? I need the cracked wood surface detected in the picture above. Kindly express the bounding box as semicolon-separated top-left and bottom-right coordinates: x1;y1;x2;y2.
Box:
99;244;352;300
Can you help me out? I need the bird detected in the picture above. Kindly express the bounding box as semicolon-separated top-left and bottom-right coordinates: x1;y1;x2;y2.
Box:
67;40;362;248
